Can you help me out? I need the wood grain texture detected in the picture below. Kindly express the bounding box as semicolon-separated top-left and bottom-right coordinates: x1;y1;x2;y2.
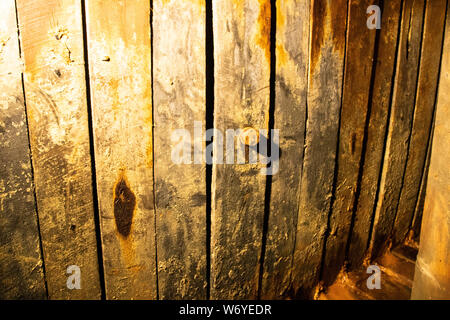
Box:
211;0;271;299
291;0;348;298
0;0;46;299
322;0;378;285
260;0;309;300
153;0;207;299
411;6;450;298
370;0;425;259
393;0;447;244
348;0;403;269
85;0;156;299
16;0;101;299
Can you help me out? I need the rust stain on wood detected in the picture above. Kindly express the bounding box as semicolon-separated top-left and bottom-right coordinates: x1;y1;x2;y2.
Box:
256;0;271;65
113;170;136;238
310;0;347;72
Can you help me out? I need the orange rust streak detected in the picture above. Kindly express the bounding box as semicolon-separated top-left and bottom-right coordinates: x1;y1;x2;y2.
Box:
256;0;271;65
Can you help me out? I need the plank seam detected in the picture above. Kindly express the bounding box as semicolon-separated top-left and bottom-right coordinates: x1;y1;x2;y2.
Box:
257;0;277;299
149;0;160;300
80;0;106;300
205;0;214;300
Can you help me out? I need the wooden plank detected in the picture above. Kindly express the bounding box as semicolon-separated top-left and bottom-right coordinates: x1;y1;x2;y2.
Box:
322;0;379;285
393;0;447;244
291;0;348;298
410;116;433;240
370;0;425;259
411;6;450;298
348;0;403;269
0;0;46;299
16;0;101;299
84;0;155;299
260;0;309;300
211;0;271;299
153;0;207;299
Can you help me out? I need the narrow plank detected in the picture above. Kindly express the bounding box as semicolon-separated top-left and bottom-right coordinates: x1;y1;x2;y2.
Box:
85;0;156;299
260;0;309;299
153;0;207;299
291;0;348;298
211;0;271;299
322;0;379;285
393;0;447;244
0;0;46;299
16;0;101;299
412;6;450;298
410;116;433;239
370;0;425;259
348;0;403;269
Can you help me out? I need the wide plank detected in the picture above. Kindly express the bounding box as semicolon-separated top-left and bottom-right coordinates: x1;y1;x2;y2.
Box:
16;0;101;299
211;0;271;299
291;0;348;298
0;0;46;299
85;0;156;299
153;0;207;299
260;0;309;299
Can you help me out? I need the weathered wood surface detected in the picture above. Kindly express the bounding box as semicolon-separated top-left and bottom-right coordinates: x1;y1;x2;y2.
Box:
411;115;434;240
153;0;207;299
211;0;271;299
323;0;378;285
0;0;46;299
260;0;309;299
370;0;425;259
291;0;348;298
85;0;156;299
16;0;101;299
348;0;403;269
412;6;450;298
393;0;447;244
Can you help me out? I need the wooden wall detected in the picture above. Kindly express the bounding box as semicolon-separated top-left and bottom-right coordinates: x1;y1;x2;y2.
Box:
0;0;447;299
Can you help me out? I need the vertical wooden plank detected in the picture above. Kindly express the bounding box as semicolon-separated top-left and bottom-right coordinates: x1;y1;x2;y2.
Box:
348;0;402;269
0;0;46;299
370;0;425;258
291;0;348;298
322;0;378;285
211;0;271;299
260;0;309;299
153;0;207;299
411;117;434;240
16;0;101;299
411;6;450;298
85;0;155;299
393;0;447;244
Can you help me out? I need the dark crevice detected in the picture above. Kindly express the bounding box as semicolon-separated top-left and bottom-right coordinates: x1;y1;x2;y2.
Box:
367;0;405;254
81;0;106;300
408;0;449;232
149;0;160;300
205;0;214;300
391;0;427;239
14;0;49;299
345;0;384;263
257;0;276;299
318;0;350;283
